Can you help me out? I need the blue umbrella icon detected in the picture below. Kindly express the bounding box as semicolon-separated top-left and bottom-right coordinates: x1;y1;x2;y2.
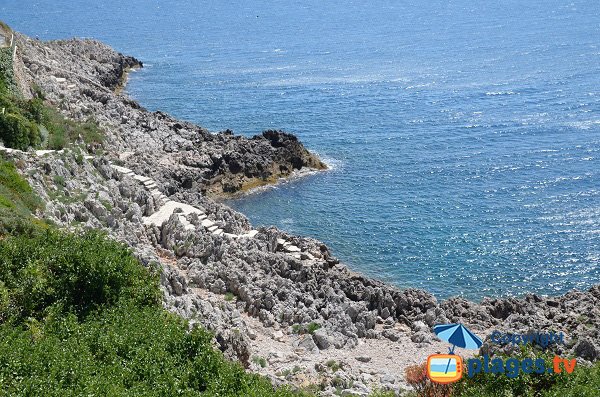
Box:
433;323;483;374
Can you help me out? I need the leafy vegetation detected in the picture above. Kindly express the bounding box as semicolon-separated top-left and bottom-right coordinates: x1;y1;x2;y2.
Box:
43;105;104;149
224;291;236;301
0;225;312;396
0;155;43;233
0;40;42;150
253;356;268;368
0;36;18;96
291;322;321;335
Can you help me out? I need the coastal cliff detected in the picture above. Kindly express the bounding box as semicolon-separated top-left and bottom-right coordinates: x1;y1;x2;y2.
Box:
4;31;599;395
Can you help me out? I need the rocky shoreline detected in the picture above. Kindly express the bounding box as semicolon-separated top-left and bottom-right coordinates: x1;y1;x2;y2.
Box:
7;31;599;395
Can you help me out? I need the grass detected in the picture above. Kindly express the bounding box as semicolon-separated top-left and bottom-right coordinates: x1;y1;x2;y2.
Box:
43;106;104;150
307;322;321;334
52;174;66;187
99;198;113;211
253;356;268;369
292;322;321;335
224;292;236;301
0;155;44;233
325;360;342;373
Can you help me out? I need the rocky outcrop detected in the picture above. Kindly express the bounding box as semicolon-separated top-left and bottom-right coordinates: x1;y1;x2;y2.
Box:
16;34;326;199
8;29;599;395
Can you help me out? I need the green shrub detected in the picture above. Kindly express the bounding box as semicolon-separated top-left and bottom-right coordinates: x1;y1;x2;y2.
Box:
0;229;160;324
325;359;341;372
0;47;18;96
291;322;321;335
253;356;268;368
0;112;41;150
0;198;307;396
0;157;41;211
53;174;66;187
0;156;43;234
543;361;600;397
42;106;104;149
0;303;305;397
307;322;321;334
224;292;236;301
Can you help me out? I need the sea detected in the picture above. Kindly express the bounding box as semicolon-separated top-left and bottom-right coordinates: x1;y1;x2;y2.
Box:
3;0;599;300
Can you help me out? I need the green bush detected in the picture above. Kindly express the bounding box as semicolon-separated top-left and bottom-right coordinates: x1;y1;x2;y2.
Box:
42;106;104;150
0;112;41;150
543;361;600;397
0;211;310;396
0;157;41;212
0;229;160;323
0;303;305;396
307;322;321;334
0;47;17;96
0;155;43;234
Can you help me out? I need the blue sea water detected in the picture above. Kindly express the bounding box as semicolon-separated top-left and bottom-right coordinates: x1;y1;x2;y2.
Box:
3;0;599;300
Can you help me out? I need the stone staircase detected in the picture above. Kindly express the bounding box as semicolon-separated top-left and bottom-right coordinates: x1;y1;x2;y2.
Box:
0;145;316;258
109;164;266;239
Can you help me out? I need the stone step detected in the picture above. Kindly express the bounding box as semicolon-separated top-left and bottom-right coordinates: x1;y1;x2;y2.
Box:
177;214;195;231
212;229;224;236
142;200;204;227
35;149;63;156
207;225;218;232
239;230;260;239
201;219;215;228
277;238;286;245
157;199;168;207
285;245;301;253
111;164;133;174
134;175;151;183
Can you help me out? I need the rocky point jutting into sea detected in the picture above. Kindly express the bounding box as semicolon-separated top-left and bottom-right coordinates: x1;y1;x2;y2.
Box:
4;30;599;395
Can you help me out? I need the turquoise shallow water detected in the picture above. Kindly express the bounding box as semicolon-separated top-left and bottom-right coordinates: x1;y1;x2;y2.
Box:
3;0;599;299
